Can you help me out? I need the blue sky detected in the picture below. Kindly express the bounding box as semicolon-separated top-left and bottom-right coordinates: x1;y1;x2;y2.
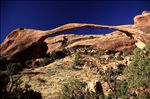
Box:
1;0;150;43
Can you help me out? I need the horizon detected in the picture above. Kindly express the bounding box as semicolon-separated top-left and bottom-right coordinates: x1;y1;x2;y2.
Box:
1;0;150;43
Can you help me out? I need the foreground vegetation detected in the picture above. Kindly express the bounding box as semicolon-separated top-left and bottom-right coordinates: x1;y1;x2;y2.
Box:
0;43;150;99
60;43;150;99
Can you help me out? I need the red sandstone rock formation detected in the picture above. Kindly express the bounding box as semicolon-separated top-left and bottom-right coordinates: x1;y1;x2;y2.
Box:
0;11;149;61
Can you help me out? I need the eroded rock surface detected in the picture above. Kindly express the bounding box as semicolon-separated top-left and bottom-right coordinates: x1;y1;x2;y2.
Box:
45;32;136;54
0;11;150;61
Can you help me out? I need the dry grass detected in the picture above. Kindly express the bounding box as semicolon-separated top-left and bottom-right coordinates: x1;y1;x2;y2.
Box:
20;52;129;98
20;55;101;98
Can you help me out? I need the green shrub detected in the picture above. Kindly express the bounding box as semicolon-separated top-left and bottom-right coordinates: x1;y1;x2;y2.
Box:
73;52;80;66
101;67;118;98
99;67;128;99
60;78;87;99
0;72;9;96
39;57;51;66
99;58;108;64
115;55;124;60
7;62;23;74
115;80;128;98
47;68;57;76
0;59;42;99
60;78;106;99
124;45;150;89
137;92;150;99
123;42;150;98
0;72;42;99
100;43;150;99
51;48;70;60
71;52;84;70
97;49;106;56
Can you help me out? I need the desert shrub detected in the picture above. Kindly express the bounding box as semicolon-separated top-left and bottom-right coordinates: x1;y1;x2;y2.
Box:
124;45;150;89
7;62;23;74
60;78;87;99
39;57;51;66
0;71;42;99
47;68;57;76
9;83;42;99
123;42;150;98
82;46;98;55
115;54;124;60
101;67;118;99
72;52;84;70
123;49;133;57
73;52;80;66
51;48;70;60
112;80;128;98
137;92;150;99
99;43;150;99
98;67;128;99
97;49;106;56
60;78;105;99
85;91;105;99
0;72;9;97
70;46;99;56
0;55;24;74
80;46;91;55
0;60;42;99
99;58;108;64
105;49;115;55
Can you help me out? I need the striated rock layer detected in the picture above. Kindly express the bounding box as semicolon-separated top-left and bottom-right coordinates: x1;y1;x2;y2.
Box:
0;11;150;61
45;32;136;54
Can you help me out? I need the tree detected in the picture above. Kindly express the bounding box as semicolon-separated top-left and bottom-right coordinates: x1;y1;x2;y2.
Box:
124;42;150;97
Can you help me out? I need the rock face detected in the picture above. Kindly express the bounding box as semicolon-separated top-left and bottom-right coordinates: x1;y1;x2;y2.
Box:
0;28;48;61
134;11;150;26
0;11;150;61
45;32;136;54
